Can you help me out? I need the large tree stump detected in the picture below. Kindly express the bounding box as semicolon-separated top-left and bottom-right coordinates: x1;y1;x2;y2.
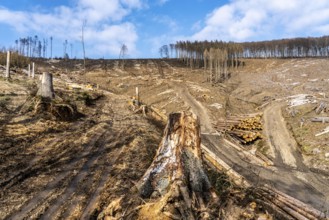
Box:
137;111;217;220
37;72;55;99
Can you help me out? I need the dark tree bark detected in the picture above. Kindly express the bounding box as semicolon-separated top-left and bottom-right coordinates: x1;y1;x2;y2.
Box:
38;72;55;99
137;111;217;220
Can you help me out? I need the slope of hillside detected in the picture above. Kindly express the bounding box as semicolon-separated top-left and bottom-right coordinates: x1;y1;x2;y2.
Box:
1;58;329;219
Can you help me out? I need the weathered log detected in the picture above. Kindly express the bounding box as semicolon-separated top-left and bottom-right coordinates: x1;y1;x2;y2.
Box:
137;111;218;219
315;102;327;114
311;117;329;123
37;72;55;99
315;126;329;137
259;186;326;219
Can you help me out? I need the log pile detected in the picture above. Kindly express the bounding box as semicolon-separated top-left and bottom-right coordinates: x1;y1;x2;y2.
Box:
215;114;263;144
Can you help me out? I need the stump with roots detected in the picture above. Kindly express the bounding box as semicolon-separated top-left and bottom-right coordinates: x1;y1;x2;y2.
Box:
37;72;55;99
137;111;218;220
34;72;82;121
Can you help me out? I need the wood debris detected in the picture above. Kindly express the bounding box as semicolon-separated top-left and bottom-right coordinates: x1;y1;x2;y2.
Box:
315;126;329;137
215;114;263;144
315;101;328;114
310;117;329;123
254;185;327;220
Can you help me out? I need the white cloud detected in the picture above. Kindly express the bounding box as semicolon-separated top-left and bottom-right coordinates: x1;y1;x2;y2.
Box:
192;0;329;41
153;15;178;31
0;0;143;57
158;0;169;5
87;23;138;56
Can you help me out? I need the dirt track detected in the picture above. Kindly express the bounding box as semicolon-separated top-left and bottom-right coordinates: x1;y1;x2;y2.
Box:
1;58;329;218
264;102;302;168
0;75;162;219
170;79;329;213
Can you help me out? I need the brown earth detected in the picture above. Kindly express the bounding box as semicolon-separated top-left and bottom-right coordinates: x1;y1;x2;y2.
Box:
1;58;329;219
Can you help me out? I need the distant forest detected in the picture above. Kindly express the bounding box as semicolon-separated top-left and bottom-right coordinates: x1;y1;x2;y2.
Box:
173;35;329;83
175;35;329;65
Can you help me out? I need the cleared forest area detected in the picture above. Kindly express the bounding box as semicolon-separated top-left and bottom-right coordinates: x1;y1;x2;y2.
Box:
1;36;329;219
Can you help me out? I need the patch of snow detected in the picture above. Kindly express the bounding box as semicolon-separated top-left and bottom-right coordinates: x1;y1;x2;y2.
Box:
308;78;319;82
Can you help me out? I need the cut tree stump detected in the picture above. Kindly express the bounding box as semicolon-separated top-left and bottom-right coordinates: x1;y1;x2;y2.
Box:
137;111;218;220
37;72;55;99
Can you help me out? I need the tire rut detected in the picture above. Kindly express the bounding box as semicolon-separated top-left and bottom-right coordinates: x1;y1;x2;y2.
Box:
5;122;110;219
171;78;329;213
39;129;109;219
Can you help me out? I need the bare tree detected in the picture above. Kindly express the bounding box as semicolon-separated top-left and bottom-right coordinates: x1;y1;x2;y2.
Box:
159;45;169;58
70;43;73;59
50;36;53;59
63;40;68;59
119;43;128;69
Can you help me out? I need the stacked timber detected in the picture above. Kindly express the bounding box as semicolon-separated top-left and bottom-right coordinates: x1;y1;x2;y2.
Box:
215;114;263;144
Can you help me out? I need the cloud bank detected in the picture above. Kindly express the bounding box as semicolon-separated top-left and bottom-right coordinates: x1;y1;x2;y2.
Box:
192;0;329;42
0;0;143;57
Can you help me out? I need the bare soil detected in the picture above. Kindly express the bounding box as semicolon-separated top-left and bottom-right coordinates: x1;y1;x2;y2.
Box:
1;58;329;219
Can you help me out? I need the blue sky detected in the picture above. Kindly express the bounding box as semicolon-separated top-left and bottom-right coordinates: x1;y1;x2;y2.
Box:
1;0;329;58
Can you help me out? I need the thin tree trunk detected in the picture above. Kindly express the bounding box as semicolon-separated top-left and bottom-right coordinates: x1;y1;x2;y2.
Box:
5;51;10;78
37;72;55;99
28;64;31;77
32;62;35;78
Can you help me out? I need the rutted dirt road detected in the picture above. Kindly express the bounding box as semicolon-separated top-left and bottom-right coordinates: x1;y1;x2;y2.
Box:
170;81;329;215
2;58;329;218
264;103;303;168
0;75;162;219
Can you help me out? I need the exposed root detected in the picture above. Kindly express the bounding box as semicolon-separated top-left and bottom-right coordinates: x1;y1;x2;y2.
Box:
33;96;83;121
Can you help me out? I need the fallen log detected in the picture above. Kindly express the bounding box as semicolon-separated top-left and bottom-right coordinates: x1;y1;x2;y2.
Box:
315;127;329;137
315;102;328;114
258;186;327;219
311;117;329;123
137;111;218;219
